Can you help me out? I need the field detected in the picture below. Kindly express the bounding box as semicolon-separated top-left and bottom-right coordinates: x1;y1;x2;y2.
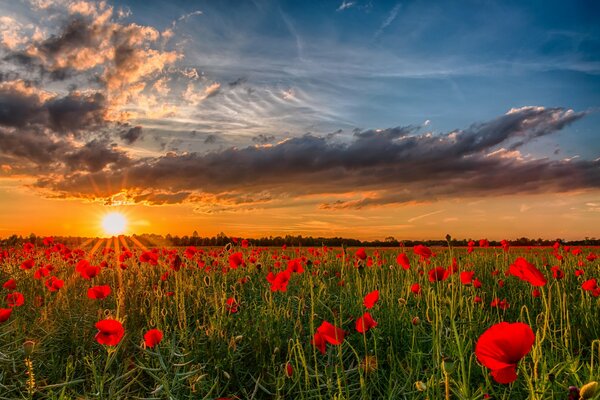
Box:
0;239;599;399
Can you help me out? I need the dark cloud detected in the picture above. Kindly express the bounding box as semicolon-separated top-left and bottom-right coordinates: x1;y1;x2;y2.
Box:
46;92;106;134
31;106;597;208
120;125;143;144
62;139;130;172
0;80;106;135
252;134;275;144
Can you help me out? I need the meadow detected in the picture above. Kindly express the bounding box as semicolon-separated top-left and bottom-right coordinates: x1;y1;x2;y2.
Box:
0;238;598;399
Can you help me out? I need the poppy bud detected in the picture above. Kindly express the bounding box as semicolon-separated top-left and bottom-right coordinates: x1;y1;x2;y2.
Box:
412;316;421;325
23;340;35;357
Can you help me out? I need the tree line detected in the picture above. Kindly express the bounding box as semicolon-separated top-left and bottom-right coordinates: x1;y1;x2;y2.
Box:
1;232;599;248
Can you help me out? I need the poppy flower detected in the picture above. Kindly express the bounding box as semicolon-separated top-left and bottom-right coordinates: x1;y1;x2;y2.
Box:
76;260;100;280
241;239;249;248
551;266;564;280
363;290;379;309
355;248;367;261
396;253;410;270
490;298;509;310
6;292;24;307
500;240;510;252
0;308;12;323
582;278;598;292
95;319;125;346
87;285;111;300
140;251;159;265
473;278;482;288
45;276;64;292
267;270;291;292
475;322;534;384
356;312;378;333
428;267;449;282
228;252;244;269
413;245;432;260
312;321;345;354
460;271;475;285
143;328;163;348
226;297;238;313
2;279;16;291
34;267;50;280
20;259;35;270
479;239;489;248
287;258;304;274
532;289;541;298
508;257;547;287
411;283;422;295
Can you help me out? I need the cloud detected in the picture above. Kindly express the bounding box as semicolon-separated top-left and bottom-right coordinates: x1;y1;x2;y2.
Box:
29;106;597;210
4;1;180;120
375;3;401;38
120;125;143;144
0;79;107;134
337;1;355;11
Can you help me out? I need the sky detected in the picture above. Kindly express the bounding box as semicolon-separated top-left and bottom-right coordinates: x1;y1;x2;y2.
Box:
0;0;599;240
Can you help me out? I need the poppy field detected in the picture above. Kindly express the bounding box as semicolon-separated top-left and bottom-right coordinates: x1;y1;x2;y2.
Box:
0;238;599;399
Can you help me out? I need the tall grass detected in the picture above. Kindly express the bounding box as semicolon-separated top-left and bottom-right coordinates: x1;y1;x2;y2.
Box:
0;243;598;399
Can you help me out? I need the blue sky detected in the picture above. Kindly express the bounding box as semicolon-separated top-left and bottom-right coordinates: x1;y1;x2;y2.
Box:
114;0;600;157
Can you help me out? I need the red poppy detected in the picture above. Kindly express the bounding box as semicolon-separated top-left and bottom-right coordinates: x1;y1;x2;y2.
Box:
226;297;238;313
287;258;304;274
479;239;489;248
45;276;64;292
20;259;35;270
500;240;510;252
396;253;410;270
312;321;345;354
475;322;534;384
144;328;163;348
267;270;291;292
241;239;249;248
43;236;54;246
34;267;50;280
460;271;475;285
582;278;597;291
87;285;111;300
411;283;422;295
551;266;564;280
473;278;482;288
0;308;12;323
413;245;432;259
140;251;159;265
532;289;541;298
76;260;100;280
508;257;547;287
363;290;379;309
228;252;244;269
355;248;367;260
356;312;378;333
95;319;125;346
6;292;24;307
2;279;16;291
490;298;509;310
428;267;449;282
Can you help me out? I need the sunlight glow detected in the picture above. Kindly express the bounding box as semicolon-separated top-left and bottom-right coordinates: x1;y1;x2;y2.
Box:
101;212;127;236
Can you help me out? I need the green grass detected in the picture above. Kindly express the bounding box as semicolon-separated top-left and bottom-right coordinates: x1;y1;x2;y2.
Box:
0;243;598;399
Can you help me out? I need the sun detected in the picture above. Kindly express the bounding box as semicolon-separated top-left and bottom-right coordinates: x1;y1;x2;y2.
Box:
101;212;127;236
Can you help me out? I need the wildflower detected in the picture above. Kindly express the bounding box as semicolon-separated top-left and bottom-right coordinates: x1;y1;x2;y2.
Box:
95;319;125;346
475;322;534;383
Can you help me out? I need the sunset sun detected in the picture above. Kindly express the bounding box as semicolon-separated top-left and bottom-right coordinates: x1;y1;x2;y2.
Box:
101;213;127;236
